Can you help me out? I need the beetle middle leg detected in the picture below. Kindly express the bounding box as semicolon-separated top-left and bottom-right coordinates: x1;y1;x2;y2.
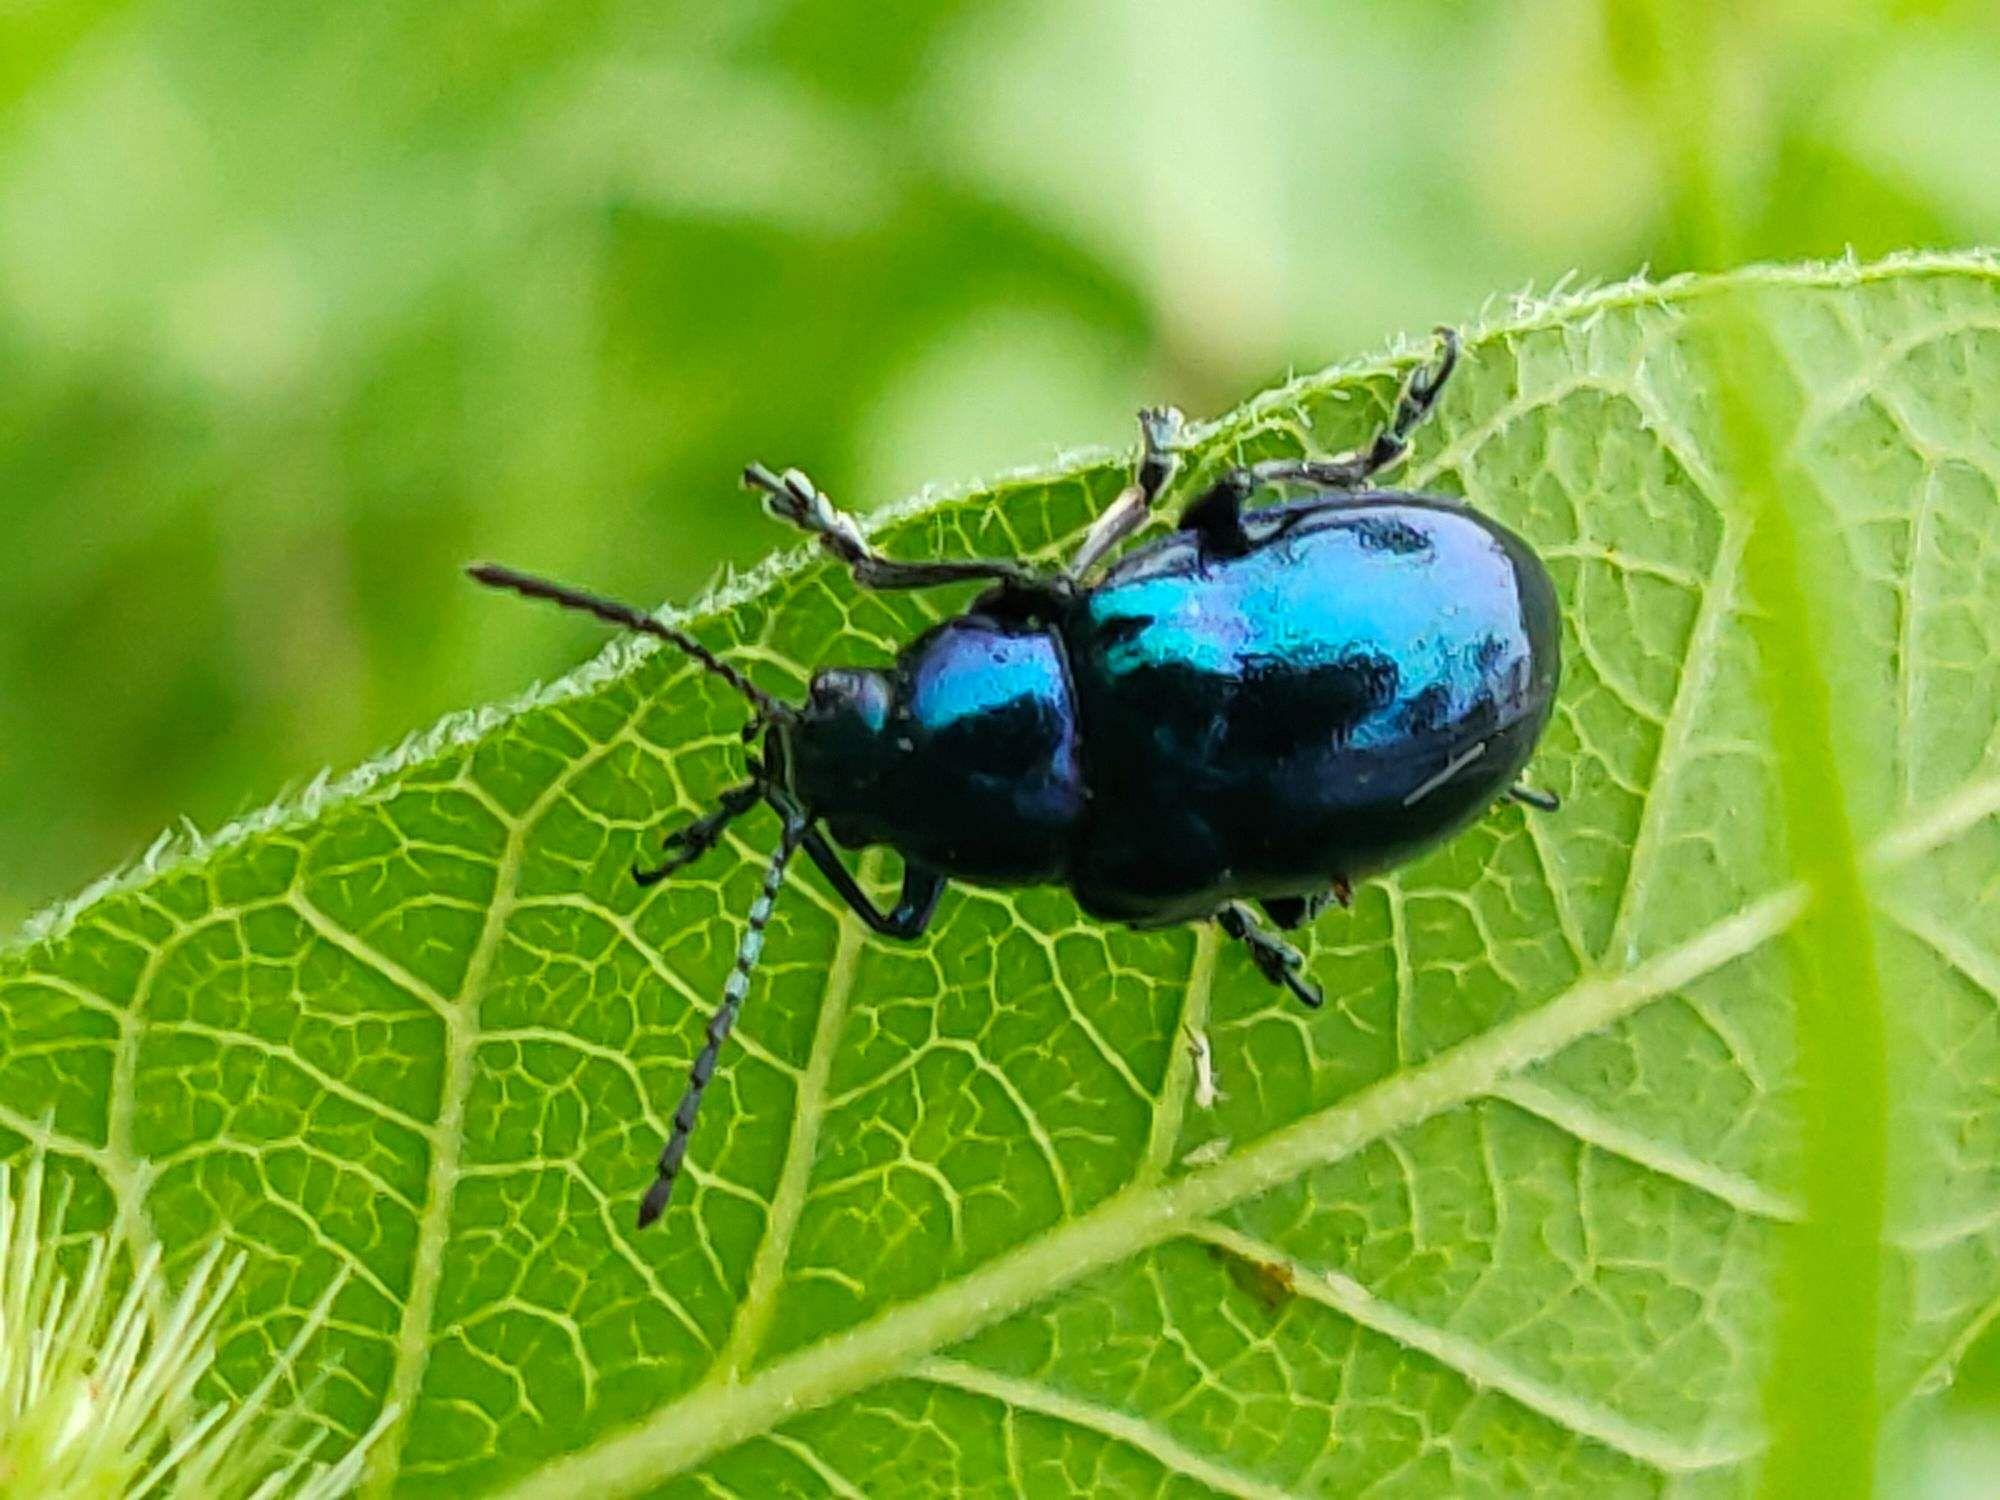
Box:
800;827;948;939
743;463;1049;593
1216;902;1324;1009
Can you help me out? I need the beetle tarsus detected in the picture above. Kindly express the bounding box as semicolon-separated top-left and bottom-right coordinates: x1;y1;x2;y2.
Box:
1507;783;1561;812
1136;405;1185;496
1411;325;1461;405
1217;902;1325;1010
632;779;765;887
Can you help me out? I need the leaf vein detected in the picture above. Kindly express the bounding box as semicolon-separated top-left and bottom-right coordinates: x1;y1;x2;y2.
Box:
363;718;640;1494
915;1357;1301;1500
506;754;1981;1497
1138;924;1221;1184
1188;1224;1755;1476
1491;1077;1800;1222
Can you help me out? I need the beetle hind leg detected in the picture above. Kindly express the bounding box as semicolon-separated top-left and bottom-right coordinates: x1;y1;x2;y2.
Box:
1173;329;1462;543
1241;326;1462;495
1216;902;1324;1009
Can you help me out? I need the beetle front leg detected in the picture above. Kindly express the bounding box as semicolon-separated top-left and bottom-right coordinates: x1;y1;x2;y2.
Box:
800;827;947;939
1216;902;1324;1009
633;778;766;887
1066;405;1185;579
743;464;1048;593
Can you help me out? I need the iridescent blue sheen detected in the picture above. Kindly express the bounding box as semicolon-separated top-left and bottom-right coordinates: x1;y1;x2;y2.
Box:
786;491;1559;925
794;615;1084;883
1064;495;1558;922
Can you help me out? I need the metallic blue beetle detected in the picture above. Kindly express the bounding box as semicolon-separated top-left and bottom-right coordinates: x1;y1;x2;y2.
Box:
473;330;1562;1228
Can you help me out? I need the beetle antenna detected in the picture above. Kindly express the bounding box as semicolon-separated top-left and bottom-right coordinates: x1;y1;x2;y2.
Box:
638;810;806;1229
467;562;791;722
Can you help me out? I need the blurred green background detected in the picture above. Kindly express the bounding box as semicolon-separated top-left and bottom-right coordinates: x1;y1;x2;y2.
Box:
16;0;2000;937
15;0;2000;940
3;0;2000;1484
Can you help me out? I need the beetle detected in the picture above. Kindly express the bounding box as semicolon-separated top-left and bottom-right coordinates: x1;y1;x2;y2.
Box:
471;329;1562;1228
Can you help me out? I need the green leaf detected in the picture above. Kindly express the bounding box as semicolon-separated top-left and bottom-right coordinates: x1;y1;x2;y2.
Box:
6;252;2000;1497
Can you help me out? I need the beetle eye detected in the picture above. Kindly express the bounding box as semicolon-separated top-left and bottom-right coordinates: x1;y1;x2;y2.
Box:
809;669;856;711
806;668;890;731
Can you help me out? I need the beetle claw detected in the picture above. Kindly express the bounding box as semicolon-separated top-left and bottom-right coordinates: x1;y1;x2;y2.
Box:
1137;405;1184;452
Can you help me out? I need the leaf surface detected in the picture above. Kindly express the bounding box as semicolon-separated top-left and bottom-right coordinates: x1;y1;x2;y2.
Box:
6;255;2000;1497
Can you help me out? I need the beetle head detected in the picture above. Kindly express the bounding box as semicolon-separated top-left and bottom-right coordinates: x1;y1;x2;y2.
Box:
782;666;895;839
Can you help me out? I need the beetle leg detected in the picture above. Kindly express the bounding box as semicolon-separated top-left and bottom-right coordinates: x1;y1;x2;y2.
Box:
633;778;765;887
800;827;948;939
1216;902;1325;1009
1178;473;1255;557
1258;895;1312;930
1245;326;1461;493
743;463;1049;594
1067;405;1185;578
1508;784;1562;812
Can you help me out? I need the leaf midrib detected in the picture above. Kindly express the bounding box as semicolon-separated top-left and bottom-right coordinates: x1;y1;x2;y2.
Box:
493;771;2000;1500
10;252;1997;1496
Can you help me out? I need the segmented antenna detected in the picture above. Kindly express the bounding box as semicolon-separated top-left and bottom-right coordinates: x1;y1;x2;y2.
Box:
466;562;789;722
637;812;807;1228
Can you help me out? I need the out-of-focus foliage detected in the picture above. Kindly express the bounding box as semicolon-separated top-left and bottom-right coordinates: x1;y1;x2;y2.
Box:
9;0;2000;936
5;260;1999;1498
7;0;2000;1489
